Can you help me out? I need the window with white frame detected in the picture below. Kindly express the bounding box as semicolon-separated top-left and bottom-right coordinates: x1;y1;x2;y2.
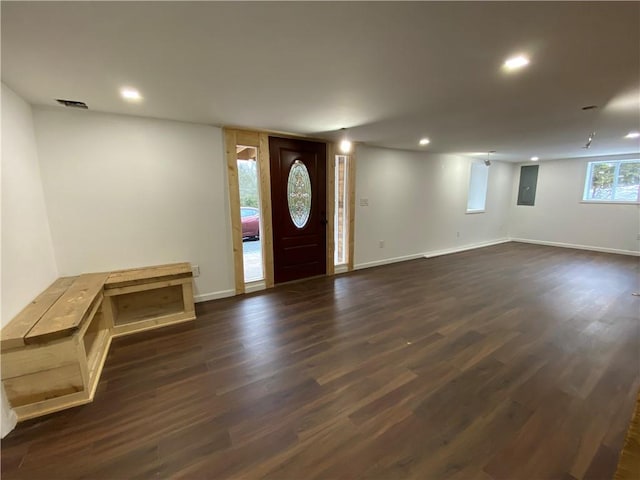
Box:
467;162;489;213
583;159;640;203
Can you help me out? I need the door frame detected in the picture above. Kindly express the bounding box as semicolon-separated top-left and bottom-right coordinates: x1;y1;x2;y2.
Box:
223;127;355;294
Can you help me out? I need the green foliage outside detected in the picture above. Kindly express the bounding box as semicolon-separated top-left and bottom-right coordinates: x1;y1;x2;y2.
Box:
619;162;640;185
238;160;260;208
590;161;640;200
590;163;616;197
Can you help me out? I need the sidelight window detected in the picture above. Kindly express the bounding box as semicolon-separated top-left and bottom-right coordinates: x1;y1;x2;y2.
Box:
237;146;264;282
334;155;349;266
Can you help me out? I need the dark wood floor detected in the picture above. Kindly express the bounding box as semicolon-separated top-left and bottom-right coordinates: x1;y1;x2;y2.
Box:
2;242;639;479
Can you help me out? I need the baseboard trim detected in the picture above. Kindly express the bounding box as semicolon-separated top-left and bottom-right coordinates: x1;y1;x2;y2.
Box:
354;238;511;270
245;281;266;294
355;253;426;270
334;264;349;274
510;238;640;257
424;238;510;259
194;289;236;303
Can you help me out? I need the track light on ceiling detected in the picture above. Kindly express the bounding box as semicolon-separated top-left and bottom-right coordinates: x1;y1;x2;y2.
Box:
580;105;598;149
583;131;596;149
484;151;495;166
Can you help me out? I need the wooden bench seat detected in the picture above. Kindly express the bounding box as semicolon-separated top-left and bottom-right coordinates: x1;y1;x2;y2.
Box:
26;273;109;344
1;276;77;350
1;263;195;421
105;262;192;289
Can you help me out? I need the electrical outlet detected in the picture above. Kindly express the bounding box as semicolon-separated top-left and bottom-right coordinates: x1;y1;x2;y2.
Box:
379;240;385;248
191;264;200;277
456;231;460;238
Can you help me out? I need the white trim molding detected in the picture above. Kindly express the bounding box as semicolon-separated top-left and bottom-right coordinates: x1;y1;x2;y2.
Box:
245;281;267;294
194;289;236;303
355;238;512;270
355;253;426;270
424;238;510;259
194;282;266;302
510;238;640;257
334;264;349;274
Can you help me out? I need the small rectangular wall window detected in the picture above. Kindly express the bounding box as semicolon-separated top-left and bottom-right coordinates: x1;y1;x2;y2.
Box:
334;155;349;265
583;159;640;203
517;165;539;206
467;162;489;213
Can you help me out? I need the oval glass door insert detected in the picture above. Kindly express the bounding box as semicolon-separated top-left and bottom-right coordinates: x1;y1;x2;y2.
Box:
287;160;312;228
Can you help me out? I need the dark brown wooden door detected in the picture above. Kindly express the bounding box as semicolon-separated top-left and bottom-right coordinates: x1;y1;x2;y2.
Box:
269;137;327;284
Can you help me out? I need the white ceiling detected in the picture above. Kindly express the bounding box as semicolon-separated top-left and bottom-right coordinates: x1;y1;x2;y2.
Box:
2;2;639;161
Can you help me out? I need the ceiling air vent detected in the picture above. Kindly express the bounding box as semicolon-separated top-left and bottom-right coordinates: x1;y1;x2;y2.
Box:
56;99;88;109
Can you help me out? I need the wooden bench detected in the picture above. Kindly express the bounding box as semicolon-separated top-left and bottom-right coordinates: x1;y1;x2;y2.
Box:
104;263;195;337
1;263;195;421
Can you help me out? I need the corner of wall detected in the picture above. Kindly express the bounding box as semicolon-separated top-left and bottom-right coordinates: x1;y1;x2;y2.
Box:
1;83;59;438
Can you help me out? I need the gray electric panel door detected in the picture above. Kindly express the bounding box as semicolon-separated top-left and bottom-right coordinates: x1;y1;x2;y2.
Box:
517;165;539;206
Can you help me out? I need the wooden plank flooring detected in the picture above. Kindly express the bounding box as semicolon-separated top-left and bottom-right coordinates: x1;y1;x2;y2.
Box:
2;242;639;479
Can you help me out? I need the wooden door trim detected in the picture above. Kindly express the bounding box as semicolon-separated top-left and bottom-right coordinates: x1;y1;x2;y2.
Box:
258;133;275;288
224;129;245;294
225;126;330;144
224;128;275;292
326;142;336;276
224;126;353;293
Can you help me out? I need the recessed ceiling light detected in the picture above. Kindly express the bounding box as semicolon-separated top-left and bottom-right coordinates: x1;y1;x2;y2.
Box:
120;87;142;101
625;131;640;139
530;156;539;161
503;54;530;71
419;138;430;146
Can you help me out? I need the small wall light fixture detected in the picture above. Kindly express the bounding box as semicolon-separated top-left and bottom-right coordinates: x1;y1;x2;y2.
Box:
339;128;352;153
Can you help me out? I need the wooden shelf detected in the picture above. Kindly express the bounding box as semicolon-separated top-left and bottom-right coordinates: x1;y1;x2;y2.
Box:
111;284;185;325
106;271;195;337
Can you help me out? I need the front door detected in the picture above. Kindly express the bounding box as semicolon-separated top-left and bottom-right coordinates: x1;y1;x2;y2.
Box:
269;137;327;284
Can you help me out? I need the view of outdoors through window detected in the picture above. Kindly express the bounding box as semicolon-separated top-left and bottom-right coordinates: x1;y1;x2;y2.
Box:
584;160;640;202
237;146;264;282
334;155;348;265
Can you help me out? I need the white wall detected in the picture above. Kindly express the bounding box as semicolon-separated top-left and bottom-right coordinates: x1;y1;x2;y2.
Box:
509;154;640;255
33;107;235;300
354;145;513;268
1;84;59;436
